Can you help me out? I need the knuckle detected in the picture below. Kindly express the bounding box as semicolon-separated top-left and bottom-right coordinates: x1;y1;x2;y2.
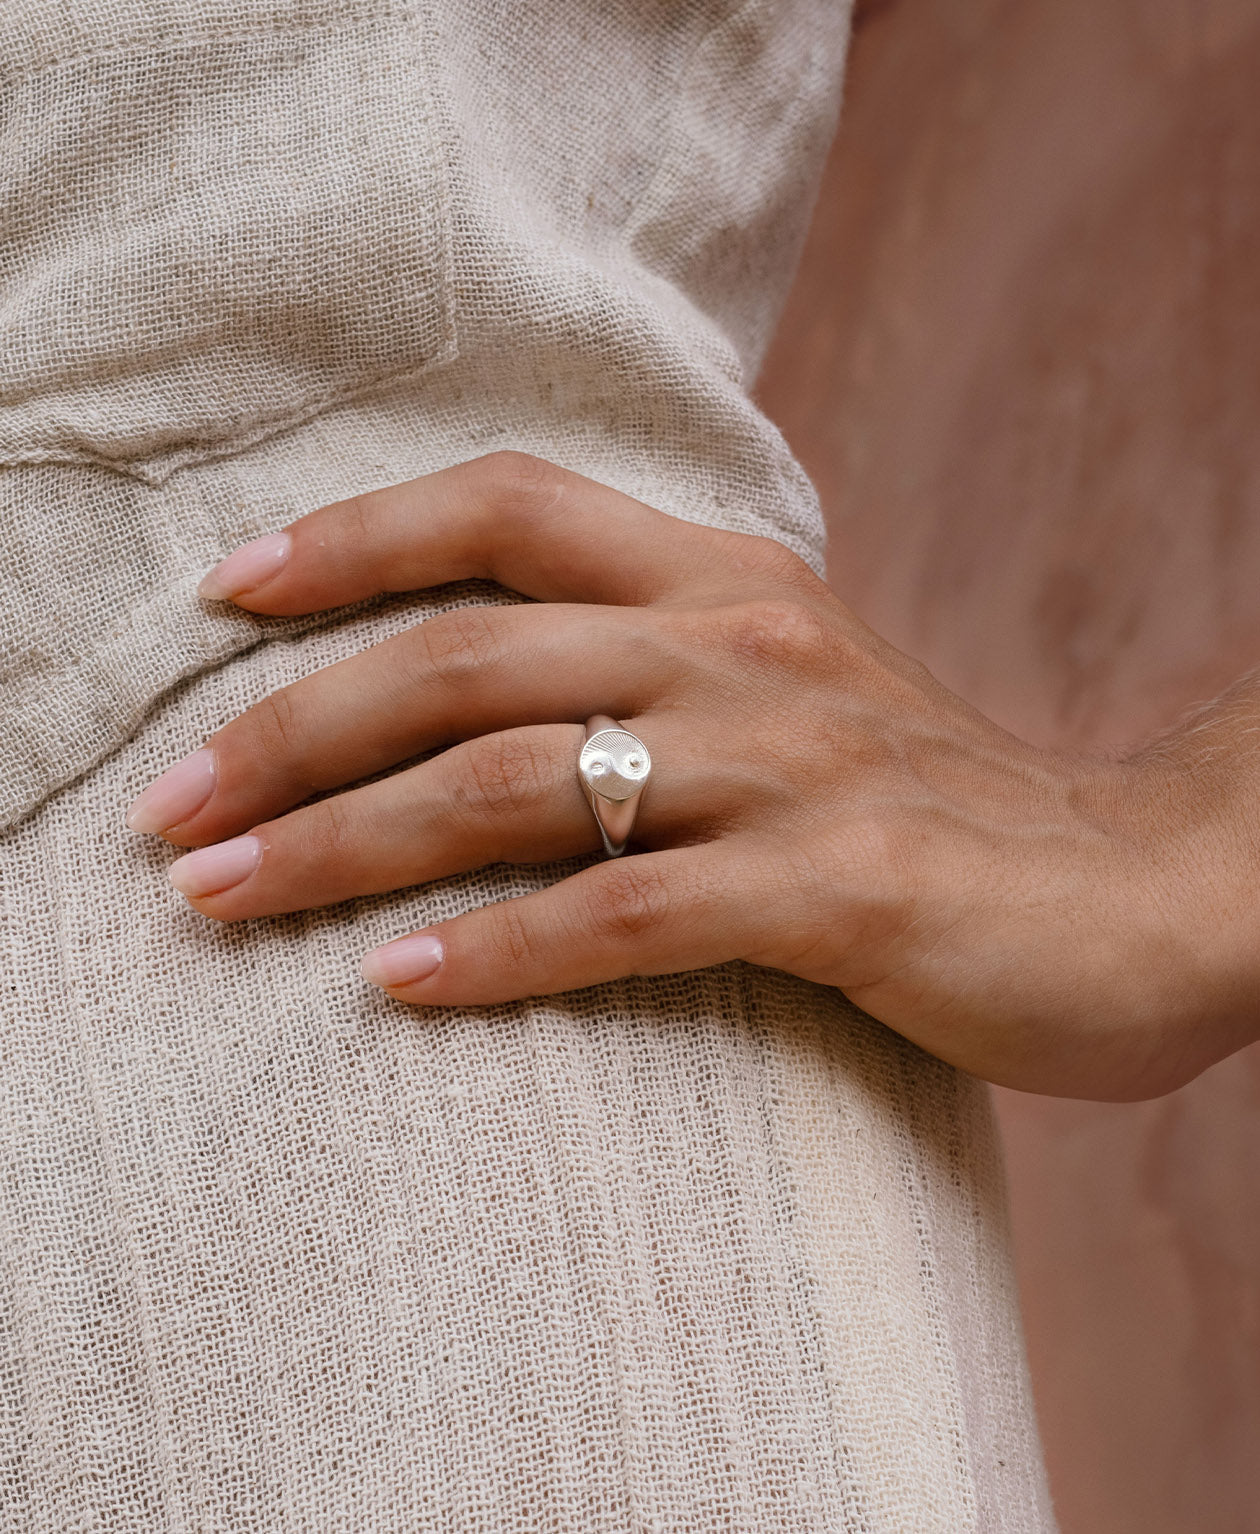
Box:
831;817;917;926
721;531;822;592
415;606;503;687
339;491;377;546
299;791;357;863
585;859;674;942
475;450;566;518
485;896;536;972
250;686;304;765
718;597;831;668
835;814;907;885
455;732;553;821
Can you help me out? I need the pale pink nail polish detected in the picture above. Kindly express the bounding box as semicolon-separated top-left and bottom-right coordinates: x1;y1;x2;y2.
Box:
361;933;444;989
168;835;262;898
126;747;217;834
197;531;291;601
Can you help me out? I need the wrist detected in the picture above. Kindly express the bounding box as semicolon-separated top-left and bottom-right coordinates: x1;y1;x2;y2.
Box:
1120;695;1260;1084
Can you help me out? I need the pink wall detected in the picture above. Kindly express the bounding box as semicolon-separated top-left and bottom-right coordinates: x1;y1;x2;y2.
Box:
758;2;1260;1527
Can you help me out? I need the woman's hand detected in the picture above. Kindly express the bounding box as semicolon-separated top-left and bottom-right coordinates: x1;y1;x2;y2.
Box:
126;453;1259;1100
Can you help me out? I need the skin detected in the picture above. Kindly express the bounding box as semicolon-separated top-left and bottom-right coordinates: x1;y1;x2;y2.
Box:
130;451;1260;1102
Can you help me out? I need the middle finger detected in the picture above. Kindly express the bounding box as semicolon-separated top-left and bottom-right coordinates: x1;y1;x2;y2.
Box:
135;602;684;846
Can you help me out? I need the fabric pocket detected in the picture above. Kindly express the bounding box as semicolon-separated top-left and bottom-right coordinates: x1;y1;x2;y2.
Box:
0;1;456;486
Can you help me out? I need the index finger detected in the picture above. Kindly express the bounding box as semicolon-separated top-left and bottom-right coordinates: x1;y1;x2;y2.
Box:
196;452;801;615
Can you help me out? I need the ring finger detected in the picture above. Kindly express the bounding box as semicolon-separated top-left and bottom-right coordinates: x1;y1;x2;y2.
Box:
164;715;735;921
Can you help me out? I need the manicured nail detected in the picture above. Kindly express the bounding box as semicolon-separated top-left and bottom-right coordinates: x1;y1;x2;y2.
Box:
126;747;217;834
361;933;444;989
168;835;262;898
197;531;291;601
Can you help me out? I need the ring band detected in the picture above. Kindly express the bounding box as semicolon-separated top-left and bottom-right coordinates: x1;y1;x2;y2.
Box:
578;714;651;858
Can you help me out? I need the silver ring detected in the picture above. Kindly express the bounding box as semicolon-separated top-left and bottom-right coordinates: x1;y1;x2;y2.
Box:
578;714;651;858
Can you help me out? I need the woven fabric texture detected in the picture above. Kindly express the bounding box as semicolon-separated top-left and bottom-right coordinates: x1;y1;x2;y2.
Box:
0;2;1056;1528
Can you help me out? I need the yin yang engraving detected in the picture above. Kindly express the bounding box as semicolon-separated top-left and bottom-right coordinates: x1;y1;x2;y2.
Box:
579;728;651;802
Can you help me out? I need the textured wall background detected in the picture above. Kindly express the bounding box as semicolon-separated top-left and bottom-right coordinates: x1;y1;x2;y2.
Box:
757;1;1260;1528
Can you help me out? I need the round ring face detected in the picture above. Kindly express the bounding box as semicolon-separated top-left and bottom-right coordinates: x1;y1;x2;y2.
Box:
579;728;651;802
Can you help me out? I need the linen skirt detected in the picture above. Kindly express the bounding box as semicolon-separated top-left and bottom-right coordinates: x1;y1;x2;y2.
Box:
0;1;1055;1526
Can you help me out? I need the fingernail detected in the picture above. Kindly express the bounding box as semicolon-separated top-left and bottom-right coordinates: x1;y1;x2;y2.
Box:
361;933;444;989
198;531;291;601
126;747;217;834
168;835;262;898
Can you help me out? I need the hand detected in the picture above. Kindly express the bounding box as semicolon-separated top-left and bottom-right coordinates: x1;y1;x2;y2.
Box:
126;453;1257;1100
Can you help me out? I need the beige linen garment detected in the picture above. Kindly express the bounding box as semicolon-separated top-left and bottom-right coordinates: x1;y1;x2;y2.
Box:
0;2;1055;1529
